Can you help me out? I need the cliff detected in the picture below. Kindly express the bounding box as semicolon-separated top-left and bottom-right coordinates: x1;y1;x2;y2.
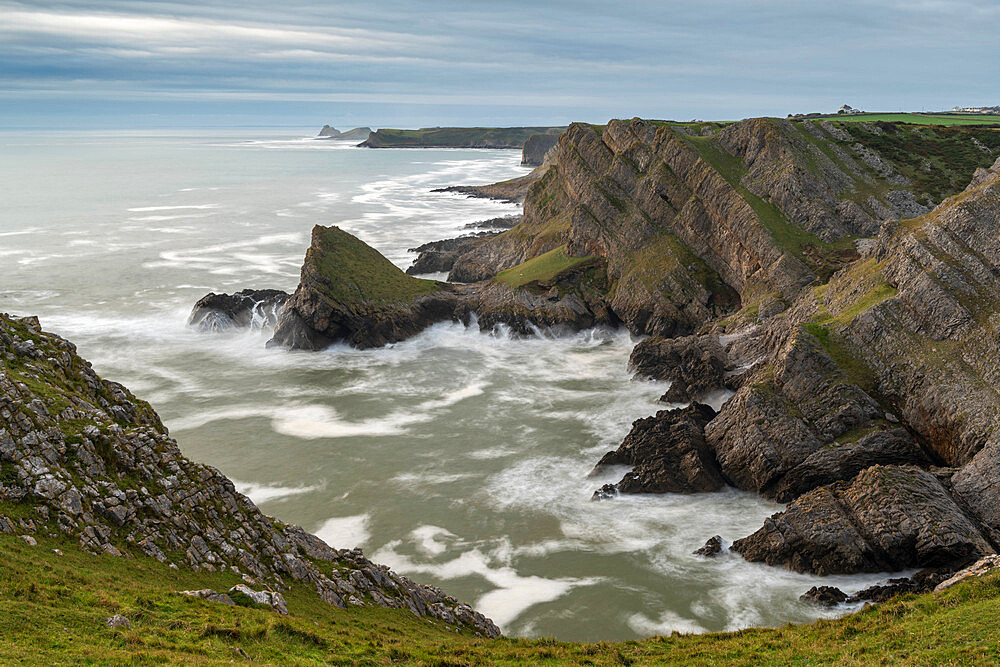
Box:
359;126;565;149
597;155;1000;580
0;313;500;637
521;133;560;166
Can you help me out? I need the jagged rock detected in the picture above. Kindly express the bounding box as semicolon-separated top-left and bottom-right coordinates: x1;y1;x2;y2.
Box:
229;584;288;614
706;331;888;499
20;534;36;546
628;334;730;402
406;233;497;276
849;569;951;603
268;226;460;350
0;313;501;638
188;289;289;331
463;216;521;230
591;484;618;501
105;615;131;629
934;554;1000;592
591;403;722;495
732;465;994;575
432;168;545;205
768;428;930;503
800;586;847;607
693;535;723;557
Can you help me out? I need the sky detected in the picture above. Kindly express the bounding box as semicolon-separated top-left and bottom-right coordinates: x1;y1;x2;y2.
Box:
1;0;999;129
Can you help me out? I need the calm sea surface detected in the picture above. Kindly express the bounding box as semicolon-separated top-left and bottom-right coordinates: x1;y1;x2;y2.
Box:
0;130;893;640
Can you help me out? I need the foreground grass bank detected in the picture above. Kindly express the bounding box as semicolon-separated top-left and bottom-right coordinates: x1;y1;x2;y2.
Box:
3;532;1000;664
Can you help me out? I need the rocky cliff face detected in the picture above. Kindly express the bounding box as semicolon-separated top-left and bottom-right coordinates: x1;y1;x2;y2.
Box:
590;154;1000;580
0;313;500;637
446;117;1000;337
521;133;560;166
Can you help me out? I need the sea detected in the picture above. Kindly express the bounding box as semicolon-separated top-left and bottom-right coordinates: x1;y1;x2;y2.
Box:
0;129;896;640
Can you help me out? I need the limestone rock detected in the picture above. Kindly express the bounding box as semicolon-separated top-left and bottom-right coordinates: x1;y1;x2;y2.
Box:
105;615;131;629
268;226;460;350
934;554;1000;592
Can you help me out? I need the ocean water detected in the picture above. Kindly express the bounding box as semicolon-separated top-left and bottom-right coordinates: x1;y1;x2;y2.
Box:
0;130;896;640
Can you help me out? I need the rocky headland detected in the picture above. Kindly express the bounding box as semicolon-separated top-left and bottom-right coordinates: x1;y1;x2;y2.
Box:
358;126;564;150
0;312;500;637
316;125;373;141
193;116;1000;603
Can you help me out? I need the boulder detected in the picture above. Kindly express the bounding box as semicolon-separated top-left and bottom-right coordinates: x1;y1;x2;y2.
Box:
591;403;723;495
105;614;131;629
188;289;289;332
800;586;847;607
693;535;723;557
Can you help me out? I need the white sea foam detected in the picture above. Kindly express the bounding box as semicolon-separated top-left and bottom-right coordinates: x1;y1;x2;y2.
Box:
127;204;221;212
373;540;601;629
234;480;321;504
315;514;371;549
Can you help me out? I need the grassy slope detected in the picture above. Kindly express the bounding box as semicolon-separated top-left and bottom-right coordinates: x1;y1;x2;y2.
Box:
833;122;1000;203
308;226;442;305
492;245;595;288
364;127;565;148
4;532;1000;664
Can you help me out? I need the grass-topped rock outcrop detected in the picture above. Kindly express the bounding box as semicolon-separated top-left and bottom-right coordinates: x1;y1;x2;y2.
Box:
269;225;459;350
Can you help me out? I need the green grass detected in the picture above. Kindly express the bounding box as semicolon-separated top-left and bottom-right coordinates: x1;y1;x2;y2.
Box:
307;226;443;305
5;532;1000;664
492;245;596;288
362;126;565;148
825;113;1000;126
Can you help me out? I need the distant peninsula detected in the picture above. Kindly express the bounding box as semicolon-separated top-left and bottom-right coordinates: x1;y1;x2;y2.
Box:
357;125;564;150
316;125;373;141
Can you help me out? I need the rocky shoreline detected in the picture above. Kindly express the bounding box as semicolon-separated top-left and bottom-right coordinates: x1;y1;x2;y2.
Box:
187;116;1000;610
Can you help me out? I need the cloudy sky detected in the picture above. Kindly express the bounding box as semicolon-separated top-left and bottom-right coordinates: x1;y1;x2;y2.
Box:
1;0;998;129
